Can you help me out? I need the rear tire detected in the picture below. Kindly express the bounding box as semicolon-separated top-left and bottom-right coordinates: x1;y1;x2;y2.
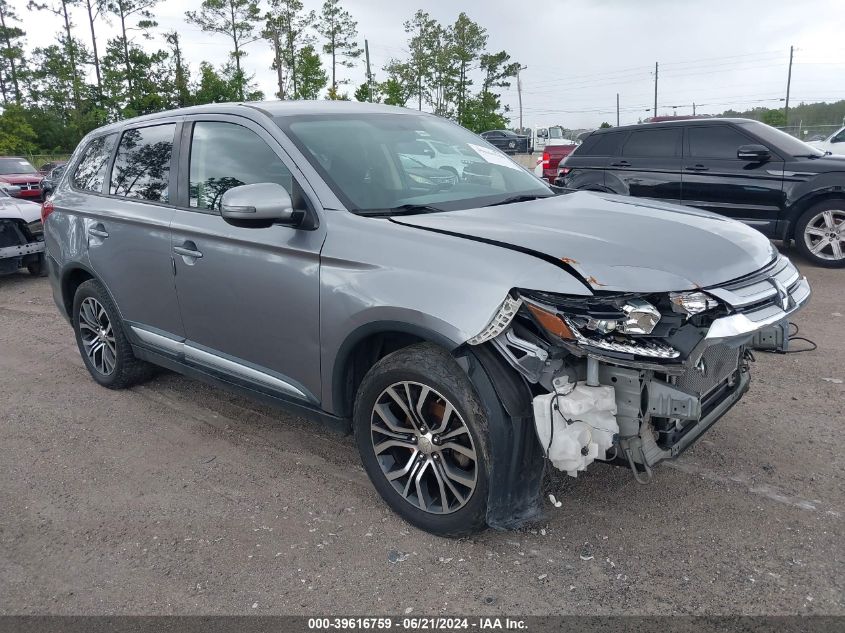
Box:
794;200;845;268
72;279;155;389
353;343;490;537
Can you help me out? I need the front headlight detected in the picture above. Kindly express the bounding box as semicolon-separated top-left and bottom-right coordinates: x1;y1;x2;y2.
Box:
519;291;680;359
669;291;718;317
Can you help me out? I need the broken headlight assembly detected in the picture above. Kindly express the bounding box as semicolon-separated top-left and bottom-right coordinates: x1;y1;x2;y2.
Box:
515;290;722;361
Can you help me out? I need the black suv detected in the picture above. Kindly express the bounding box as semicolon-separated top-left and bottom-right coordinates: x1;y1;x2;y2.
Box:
556;118;845;267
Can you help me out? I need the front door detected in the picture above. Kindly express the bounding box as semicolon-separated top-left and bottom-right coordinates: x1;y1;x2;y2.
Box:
607;127;683;204
680;124;785;235
170;116;325;403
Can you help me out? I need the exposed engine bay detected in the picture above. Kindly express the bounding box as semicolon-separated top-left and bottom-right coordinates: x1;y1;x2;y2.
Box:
469;255;811;483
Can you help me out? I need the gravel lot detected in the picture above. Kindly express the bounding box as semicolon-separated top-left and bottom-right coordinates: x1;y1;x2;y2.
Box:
0;245;842;616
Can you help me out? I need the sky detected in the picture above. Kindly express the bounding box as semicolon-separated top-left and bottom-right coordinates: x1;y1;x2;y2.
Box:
10;0;845;129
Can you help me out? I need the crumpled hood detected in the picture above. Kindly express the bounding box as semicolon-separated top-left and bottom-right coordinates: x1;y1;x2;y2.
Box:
0;197;41;223
390;191;776;292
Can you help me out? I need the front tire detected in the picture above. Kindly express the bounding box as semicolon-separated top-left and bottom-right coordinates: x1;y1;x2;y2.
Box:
353;343;490;537
72;279;154;389
795;200;845;267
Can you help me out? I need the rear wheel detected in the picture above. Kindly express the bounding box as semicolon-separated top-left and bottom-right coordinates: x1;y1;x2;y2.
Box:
795;201;845;267
353;343;489;537
72;279;154;389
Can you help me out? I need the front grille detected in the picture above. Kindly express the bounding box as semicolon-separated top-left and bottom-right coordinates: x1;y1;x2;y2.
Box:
676;344;741;397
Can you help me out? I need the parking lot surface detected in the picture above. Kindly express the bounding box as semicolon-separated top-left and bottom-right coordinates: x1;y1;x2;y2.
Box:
0;245;842;615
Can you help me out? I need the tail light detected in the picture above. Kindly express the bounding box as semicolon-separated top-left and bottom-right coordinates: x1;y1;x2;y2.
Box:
41;198;55;224
542;152;550;168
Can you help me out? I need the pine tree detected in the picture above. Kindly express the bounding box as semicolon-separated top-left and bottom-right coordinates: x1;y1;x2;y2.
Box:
316;0;362;94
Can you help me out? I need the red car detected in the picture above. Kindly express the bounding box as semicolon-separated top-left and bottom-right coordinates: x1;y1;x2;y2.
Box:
0;157;43;201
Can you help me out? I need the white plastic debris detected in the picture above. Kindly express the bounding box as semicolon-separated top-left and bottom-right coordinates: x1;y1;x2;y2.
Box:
822;378;843;384
548;494;562;508
533;377;619;476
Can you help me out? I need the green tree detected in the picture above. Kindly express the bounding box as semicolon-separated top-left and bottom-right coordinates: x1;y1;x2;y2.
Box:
317;0;362;94
186;0;262;101
403;10;436;111
264;0;316;99
82;0;105;97
102;0;160;113
325;84;348;100
599;121;612;128
101;35;168;117
381;76;407;106
0;0;25;104
191;60;263;104
461;92;509;133
380;59;415;107
0;104;36;153
761;108;786;127
448;13;487;126
354;78;380;103
291;44;326;99
165;31;190;107
28;0;84;111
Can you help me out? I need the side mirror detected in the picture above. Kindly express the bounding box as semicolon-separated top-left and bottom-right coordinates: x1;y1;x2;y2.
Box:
737;144;771;162
1;184;22;198
221;182;300;225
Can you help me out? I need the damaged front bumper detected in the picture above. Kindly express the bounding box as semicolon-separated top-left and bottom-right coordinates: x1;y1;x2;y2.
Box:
473;254;811;482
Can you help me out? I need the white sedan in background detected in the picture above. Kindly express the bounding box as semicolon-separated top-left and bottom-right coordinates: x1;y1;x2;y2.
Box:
807;126;845;155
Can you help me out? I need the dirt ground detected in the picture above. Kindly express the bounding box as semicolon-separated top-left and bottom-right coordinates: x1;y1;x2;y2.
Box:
0;244;842;616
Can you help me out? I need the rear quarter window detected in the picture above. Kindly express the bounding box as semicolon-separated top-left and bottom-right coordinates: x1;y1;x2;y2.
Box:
71;134;117;193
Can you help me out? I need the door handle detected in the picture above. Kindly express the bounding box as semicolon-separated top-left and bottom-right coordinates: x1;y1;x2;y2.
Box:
173;242;203;259
685;164;709;172
610;161;631;167
88;224;109;238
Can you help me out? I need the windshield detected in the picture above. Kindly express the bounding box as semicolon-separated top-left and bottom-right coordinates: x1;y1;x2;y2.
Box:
548;127;564;139
739;121;825;157
279;113;551;214
0;158;37;175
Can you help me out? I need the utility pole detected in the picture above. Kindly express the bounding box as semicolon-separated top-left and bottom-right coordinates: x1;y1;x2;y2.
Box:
364;39;373;102
653;61;658;119
516;65;527;131
616;93;620;126
784;45;794;129
692;102;696;116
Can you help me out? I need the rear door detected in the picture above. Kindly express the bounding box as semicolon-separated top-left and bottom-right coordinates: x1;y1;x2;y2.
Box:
606;127;683;204
170;115;325;404
81;122;184;338
681;124;784;235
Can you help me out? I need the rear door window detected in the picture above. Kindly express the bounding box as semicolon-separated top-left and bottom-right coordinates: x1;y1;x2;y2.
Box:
110;124;176;203
621;128;681;157
688;126;753;159
71;134;117;193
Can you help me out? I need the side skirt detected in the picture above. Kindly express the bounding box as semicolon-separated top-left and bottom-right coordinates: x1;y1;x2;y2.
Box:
132;345;351;435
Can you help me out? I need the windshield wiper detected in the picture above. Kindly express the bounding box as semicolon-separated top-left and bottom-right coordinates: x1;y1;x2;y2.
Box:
484;194;553;207
355;204;445;217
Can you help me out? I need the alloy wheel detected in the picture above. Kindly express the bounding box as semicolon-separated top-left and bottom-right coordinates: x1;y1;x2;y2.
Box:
370;381;478;514
78;297;117;375
803;209;845;261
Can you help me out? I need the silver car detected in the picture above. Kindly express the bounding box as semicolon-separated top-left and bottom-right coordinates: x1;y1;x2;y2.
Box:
43;102;810;536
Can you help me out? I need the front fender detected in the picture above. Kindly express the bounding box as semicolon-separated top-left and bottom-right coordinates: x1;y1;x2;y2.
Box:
318;211;588;415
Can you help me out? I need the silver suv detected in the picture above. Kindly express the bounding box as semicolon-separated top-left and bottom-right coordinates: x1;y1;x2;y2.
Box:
44;102;810;536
